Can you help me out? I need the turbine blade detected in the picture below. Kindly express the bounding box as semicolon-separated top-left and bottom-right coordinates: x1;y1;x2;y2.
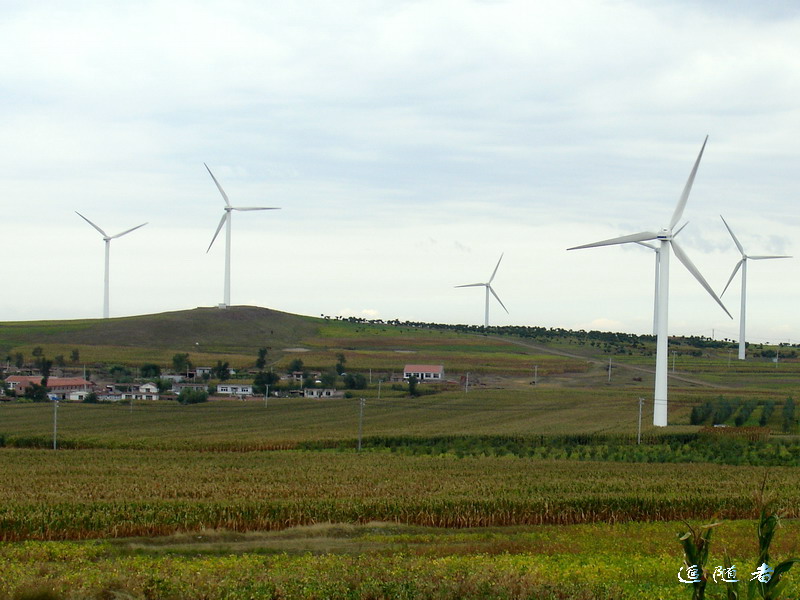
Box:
207;213;227;253
205;163;230;206
748;255;792;260
568;231;659;251
719;215;745;255
671;239;732;318
673;221;689;237
455;283;486;288
111;222;148;239
75;211;108;238
636;241;658;250
669;135;708;230
231;206;281;211
488;253;504;283
488;285;509;314
721;259;744;297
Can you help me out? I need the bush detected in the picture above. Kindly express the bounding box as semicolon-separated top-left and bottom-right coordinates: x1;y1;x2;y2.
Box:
343;373;367;390
178;388;208;405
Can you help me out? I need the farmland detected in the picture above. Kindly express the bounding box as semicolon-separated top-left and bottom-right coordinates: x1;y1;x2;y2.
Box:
2;308;800;598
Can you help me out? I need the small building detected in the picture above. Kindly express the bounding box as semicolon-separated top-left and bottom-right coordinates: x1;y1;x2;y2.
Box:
215;383;253;397
139;382;159;394
403;365;445;382
304;388;344;399
6;376;92;399
172;383;207;395
121;383;160;401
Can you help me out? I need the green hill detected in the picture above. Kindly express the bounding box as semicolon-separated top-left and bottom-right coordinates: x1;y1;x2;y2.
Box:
0;306;320;368
0;306;588;378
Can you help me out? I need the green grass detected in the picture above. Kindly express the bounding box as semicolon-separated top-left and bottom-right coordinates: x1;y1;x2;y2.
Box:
0;389;692;446
0;306;321;368
1;520;798;599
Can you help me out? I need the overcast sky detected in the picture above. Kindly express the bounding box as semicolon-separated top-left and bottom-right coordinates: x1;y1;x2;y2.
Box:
3;0;800;343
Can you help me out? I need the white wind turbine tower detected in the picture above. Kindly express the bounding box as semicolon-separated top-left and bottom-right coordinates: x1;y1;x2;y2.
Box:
720;215;791;361
75;212;147;319
455;253;508;327
568;136;731;427
205;163;280;308
636;222;688;335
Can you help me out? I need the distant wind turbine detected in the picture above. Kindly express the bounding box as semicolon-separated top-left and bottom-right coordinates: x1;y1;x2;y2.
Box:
568;136;731;427
75;212;147;319
205;163;280;308
720;215;791;360
455;253;508;327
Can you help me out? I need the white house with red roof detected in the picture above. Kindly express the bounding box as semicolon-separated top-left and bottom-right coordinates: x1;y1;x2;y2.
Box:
5;376;92;399
403;365;445;382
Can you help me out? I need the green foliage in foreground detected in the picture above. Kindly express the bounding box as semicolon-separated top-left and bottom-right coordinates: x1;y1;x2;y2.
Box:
678;495;800;600
0;520;798;600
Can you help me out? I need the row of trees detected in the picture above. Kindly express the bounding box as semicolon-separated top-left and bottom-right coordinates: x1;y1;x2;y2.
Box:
4;348;81;369
690;397;797;432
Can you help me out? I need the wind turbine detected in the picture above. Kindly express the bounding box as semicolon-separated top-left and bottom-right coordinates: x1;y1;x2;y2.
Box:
205;163;280;308
720;215;791;361
75;212;147;319
568;136;731;427
455;253;508;327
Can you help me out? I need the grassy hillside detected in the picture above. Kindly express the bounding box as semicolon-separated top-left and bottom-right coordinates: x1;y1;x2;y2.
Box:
1;305;797;388
0;306;591;377
0;306;324;370
0;306;319;354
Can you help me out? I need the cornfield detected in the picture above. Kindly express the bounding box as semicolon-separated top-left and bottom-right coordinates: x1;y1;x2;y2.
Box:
1;448;798;541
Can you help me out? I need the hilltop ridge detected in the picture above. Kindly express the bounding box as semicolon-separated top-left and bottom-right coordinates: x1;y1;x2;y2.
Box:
0;306;320;359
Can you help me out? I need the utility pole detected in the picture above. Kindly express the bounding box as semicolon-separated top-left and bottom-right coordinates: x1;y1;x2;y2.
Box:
357;397;365;452
264;384;269;408
533;365;538;385
465;372;470;394
53;397;59;450
607;357;612;383
377;379;382;401
637;397;644;445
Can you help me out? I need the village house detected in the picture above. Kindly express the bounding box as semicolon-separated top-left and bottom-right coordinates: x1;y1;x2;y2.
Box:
171;382;207;395
5;375;92;399
215;383;253;397
120;382;159;401
303;388;344;399
403;364;445;382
